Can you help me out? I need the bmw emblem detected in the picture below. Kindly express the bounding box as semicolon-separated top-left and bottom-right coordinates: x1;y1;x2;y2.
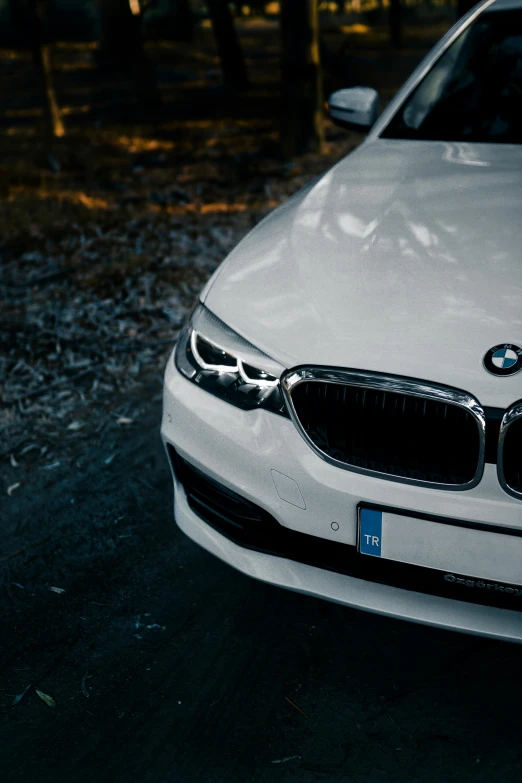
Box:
483;344;522;377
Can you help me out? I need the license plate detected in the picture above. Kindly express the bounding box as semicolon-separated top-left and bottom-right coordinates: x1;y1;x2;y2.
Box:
358;507;383;557
358;505;522;586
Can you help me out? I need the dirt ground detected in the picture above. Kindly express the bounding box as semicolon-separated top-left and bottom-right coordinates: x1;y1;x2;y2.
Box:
3;15;522;783
3;394;522;783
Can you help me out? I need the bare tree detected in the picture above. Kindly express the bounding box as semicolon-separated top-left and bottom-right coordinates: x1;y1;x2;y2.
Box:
389;0;402;48
98;0;160;106
280;0;324;157
26;0;65;137
172;0;195;42
206;0;248;86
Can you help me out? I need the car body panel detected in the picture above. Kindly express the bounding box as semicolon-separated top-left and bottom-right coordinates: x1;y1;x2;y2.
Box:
163;0;522;642
176;490;522;644
203;139;522;408
162;360;522;642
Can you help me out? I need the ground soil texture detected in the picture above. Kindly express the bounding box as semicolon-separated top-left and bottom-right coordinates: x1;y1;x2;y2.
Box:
3;397;522;783
3;15;522;783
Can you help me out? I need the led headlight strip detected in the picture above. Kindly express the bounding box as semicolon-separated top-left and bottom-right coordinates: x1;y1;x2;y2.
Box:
237;359;279;388
174;304;287;415
190;330;239;373
191;329;279;387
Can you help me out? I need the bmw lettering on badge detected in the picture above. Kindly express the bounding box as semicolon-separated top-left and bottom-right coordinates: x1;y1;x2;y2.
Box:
483;344;522;377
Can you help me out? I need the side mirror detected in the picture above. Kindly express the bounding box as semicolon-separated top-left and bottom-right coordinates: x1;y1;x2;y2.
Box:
328;87;379;132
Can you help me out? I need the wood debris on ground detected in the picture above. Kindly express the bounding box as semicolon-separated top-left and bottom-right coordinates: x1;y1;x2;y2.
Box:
0;37;358;468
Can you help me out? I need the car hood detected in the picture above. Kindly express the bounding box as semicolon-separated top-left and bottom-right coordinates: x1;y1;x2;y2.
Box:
202;139;522;408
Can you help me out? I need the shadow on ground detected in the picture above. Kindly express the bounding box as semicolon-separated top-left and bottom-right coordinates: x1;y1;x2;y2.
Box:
4;14;518;782
1;393;522;783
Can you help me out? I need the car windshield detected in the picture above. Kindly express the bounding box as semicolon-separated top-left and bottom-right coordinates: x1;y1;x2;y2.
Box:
382;10;522;144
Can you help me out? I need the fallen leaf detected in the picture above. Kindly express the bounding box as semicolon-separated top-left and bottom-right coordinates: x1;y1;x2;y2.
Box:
40;461;61;470
77;192;109;209
116;417;134;425
271;756;301;765
7;483;20;496
67;420;85;431
284;696;307;716
81;672;92;699
48;586;66;594
10;454;19;467
20;444;38;456
200;202;248;214
35;689;56;708
12;685;31;706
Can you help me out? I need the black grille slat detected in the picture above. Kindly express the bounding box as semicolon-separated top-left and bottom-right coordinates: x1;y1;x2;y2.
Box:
290;381;480;486
503;419;522;494
168;446;280;539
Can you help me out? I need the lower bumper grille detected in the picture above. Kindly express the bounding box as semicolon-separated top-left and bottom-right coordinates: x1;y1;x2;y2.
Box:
168;446;282;548
168;448;522;613
283;369;484;489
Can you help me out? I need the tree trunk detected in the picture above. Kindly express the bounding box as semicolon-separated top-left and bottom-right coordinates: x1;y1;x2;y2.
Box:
280;0;324;158
389;0;402;49
171;0;195;42
8;0;27;36
98;0;160;106
206;0;247;86
456;0;477;18
27;0;65;137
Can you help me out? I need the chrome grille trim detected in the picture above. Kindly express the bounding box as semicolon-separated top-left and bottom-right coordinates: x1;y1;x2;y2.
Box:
498;400;522;499
281;367;486;491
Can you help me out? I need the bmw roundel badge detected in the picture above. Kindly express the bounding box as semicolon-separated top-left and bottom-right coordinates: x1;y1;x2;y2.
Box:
483;344;522;377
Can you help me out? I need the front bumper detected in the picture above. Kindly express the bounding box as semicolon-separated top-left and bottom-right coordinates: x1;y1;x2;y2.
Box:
162;354;522;643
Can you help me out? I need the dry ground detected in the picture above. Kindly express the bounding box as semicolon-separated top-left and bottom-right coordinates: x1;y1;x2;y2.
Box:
4;16;521;783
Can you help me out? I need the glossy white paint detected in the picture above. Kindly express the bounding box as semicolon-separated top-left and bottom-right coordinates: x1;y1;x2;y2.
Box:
328;87;379;131
203;138;522;408
162;360;522;642
176;491;522;644
202;0;522;408
163;0;522;641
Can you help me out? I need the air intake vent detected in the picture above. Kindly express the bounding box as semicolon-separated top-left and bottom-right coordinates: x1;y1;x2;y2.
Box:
167;446;282;548
283;369;484;489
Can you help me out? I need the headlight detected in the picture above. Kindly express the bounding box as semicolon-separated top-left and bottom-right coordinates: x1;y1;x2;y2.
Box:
174;304;289;417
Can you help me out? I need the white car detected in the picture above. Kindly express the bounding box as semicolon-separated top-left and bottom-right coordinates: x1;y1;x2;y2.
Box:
162;0;522;642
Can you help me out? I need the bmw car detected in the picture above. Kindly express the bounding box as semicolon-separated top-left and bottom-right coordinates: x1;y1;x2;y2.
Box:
162;0;522;642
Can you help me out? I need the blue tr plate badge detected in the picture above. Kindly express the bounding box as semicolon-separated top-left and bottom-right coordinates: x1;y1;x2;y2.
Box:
359;508;382;557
